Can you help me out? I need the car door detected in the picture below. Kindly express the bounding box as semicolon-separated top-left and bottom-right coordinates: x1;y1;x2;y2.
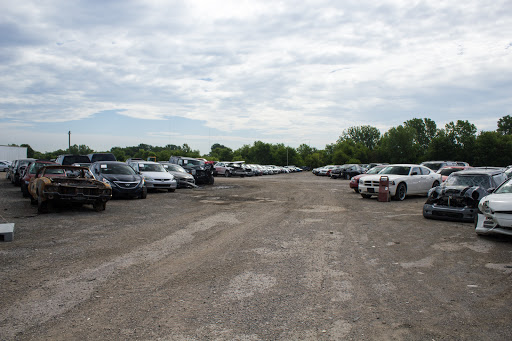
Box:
408;166;423;194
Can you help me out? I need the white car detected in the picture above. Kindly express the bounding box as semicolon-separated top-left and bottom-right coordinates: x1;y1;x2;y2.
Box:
475;178;512;236
359;164;441;201
127;161;177;192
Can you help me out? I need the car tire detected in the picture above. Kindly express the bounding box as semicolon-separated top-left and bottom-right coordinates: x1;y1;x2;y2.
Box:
345;174;351;180
361;194;372;199
168;188;176;192
208;176;214;185
225;171;230;177
30;195;37;205
393;183;407;201
93;201;106;212
432;180;440;188
139;187;147;199
37;197;48;214
21;183;29;197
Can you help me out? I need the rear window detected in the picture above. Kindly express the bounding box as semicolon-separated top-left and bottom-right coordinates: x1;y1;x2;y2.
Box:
62;155;90;165
90;154;117;162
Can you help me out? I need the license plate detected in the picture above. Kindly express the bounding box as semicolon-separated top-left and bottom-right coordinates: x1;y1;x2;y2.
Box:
368;188;375;193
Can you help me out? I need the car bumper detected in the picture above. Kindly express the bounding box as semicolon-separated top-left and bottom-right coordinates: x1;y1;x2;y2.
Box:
359;185;397;197
146;180;177;190
43;191;111;203
475;213;512;236
111;186;145;198
423;203;477;222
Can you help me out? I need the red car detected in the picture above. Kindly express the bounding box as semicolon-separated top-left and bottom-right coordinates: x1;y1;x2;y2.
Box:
349;165;387;193
20;160;58;197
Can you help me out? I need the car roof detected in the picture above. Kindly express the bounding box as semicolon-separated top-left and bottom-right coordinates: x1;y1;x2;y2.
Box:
452;168;504;176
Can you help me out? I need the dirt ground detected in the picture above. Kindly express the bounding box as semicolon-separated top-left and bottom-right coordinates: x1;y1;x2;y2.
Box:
0;172;511;340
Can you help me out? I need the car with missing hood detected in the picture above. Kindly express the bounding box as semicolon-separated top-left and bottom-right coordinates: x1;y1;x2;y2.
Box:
28;165;112;213
423;168;508;222
359;164;441;201
89;161;147;199
475;177;512;236
127;161;177;192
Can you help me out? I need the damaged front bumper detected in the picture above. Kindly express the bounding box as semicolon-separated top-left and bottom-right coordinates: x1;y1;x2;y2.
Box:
423;203;477;222
475;212;512;236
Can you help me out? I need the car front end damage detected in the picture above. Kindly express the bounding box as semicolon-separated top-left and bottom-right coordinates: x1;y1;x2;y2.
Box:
423;186;487;222
41;178;112;204
475;194;512;236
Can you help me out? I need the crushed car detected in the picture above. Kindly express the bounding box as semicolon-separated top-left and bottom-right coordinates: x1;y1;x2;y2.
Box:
423;168;508;222
160;162;197;188
475;177;512;236
28;165;112;213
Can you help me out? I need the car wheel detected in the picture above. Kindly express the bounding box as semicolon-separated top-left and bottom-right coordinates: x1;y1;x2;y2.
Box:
37;197;48;214
393;183;407;201
21;183;29;197
432;180;440;188
30;195;37;205
208;176;214;185
140;187;147;199
168;188;176;192
225;171;230;177
93;201;106;212
361;194;372;199
345;174;351;180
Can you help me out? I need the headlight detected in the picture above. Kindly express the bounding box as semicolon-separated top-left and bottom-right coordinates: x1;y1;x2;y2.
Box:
102;178;111;185
192;169;197;175
479;200;493;214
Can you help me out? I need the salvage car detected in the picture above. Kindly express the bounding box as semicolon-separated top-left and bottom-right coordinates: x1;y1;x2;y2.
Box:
160;162;196;188
423;168;507;222
359;164;441;201
28;165;112;213
475;177;512;236
437;166;471;182
127;161;177;192
10;158;36;186
349;165;387;192
20;160;58;197
89;161;147;199
214;162;235;177
170;156;214;184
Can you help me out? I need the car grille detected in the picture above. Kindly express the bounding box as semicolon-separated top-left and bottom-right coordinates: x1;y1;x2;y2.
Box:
436;196;474;208
113;181;139;188
432;211;464;219
56;186;101;195
362;180;380;187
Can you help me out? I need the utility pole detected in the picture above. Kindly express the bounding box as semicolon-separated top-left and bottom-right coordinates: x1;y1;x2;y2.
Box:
68;131;71;152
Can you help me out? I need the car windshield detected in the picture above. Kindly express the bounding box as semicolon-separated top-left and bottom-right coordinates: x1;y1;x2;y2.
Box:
63;155;90;165
494;179;512;194
380;166;411;175
367;166;384;175
181;159;202;166
439;168;462;176
28;163;52;174
139;163;165;172
163;164;187;173
99;164;136;175
445;174;492;188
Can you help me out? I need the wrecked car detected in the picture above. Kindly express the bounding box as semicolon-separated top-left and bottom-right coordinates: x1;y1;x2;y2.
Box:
127;161;177;192
20;160;58;197
475;177;512;236
169;156;214;185
160;162;196;188
423;168;508;222
28;165;112;213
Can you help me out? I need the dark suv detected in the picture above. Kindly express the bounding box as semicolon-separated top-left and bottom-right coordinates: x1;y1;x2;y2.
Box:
88;153;117;163
169;156;214;185
55;154;91;166
423;168;508;222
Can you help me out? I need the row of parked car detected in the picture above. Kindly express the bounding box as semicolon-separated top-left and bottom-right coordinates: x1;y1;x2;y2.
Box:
315;161;512;237
4;153;303;213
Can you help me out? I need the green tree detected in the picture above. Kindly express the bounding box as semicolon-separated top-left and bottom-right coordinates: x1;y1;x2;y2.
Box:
403;118;437;157
444;120;477;163
497;115;512;135
339;125;381;150
377;125;419;163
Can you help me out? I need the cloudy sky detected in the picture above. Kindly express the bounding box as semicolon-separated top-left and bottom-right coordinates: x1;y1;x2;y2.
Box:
1;0;511;154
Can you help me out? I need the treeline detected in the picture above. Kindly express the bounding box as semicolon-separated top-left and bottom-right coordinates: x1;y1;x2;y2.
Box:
16;115;512;168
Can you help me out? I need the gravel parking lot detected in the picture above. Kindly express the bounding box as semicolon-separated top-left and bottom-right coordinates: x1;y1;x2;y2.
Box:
1;173;511;340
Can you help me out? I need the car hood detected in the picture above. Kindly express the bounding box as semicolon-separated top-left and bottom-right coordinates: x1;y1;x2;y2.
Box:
140;171;174;179
361;174;409;182
102;174;141;182
168;171;194;180
481;193;512;211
